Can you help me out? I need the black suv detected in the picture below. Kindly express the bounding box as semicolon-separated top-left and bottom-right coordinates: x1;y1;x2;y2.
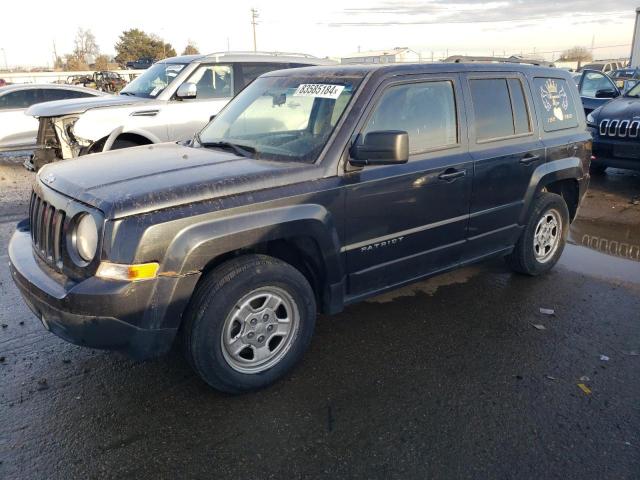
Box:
585;78;640;173
9;63;590;393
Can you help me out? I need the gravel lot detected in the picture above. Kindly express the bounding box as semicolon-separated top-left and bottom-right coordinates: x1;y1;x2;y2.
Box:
1;158;639;479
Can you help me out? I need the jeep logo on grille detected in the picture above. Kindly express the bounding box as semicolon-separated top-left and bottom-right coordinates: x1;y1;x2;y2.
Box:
42;173;55;184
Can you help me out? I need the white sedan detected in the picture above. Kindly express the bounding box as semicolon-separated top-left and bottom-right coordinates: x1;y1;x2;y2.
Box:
0;84;102;154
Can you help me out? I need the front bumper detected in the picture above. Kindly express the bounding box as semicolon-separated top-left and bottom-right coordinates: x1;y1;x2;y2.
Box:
589;129;640;171
8;227;177;359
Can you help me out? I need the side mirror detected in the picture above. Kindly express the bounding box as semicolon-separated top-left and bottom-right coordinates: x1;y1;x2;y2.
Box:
595;88;618;99
176;82;197;99
349;131;409;166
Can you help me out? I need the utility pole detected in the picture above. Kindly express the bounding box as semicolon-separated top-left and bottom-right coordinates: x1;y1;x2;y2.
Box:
52;40;58;68
251;8;259;52
1;48;8;71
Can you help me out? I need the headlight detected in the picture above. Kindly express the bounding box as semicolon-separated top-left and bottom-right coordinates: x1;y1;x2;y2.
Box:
586;107;601;127
74;214;98;262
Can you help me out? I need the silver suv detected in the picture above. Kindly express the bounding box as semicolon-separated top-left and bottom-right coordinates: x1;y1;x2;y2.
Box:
26;52;334;169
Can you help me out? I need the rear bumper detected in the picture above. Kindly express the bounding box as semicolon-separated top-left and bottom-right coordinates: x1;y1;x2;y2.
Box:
9;227;177;360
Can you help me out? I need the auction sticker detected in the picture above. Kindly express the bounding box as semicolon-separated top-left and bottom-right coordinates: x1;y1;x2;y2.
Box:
294;84;345;99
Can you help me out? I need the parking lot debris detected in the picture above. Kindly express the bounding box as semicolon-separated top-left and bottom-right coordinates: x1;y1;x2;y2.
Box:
36;379;49;391
600;354;610;361
577;383;592;395
539;308;555;316
0;356;5;363
546;375;558;380
531;323;546;330
623;350;639;356
1;323;7;328
579;376;590;381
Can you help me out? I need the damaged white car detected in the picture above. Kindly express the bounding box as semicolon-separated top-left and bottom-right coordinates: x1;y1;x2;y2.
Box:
25;52;334;170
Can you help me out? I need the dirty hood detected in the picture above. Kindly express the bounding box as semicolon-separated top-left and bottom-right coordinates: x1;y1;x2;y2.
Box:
38;143;320;218
26;94;148;117
597;96;640;120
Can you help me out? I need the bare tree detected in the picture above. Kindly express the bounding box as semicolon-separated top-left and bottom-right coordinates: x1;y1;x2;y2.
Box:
558;46;592;69
73;28;100;65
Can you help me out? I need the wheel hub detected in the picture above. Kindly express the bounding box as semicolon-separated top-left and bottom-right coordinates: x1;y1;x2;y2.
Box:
533;208;562;263
221;287;299;374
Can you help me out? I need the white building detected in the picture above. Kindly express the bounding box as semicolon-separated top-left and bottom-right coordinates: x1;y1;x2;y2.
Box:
341;47;421;65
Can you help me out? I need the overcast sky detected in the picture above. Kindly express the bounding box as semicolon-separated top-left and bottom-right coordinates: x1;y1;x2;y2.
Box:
1;0;638;67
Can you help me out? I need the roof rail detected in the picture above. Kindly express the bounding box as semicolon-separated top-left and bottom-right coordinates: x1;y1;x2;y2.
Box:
443;55;555;68
204;51;320;59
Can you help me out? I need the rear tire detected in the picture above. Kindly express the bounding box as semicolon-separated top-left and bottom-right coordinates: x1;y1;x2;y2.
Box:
506;192;569;276
182;255;317;394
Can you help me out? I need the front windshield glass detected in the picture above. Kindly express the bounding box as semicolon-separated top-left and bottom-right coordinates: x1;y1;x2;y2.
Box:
120;63;186;98
625;81;640;98
198;75;363;163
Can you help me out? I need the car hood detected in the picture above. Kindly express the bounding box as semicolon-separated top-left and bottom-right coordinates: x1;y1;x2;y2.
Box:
26;94;149;117
597;96;640;121
38;143;320;219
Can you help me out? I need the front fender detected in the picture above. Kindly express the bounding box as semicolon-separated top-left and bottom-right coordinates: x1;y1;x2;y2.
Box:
162;203;344;285
519;157;585;224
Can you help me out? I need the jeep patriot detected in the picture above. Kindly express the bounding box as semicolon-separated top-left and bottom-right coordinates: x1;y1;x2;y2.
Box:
9;63;591;393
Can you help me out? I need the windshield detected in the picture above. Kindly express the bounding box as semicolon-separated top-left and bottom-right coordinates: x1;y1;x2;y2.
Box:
120;63;186;98
625;81;640;98
197;75;362;163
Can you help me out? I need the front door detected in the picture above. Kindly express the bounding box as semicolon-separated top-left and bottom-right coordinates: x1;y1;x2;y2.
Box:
165;64;235;142
343;75;473;299
579;70;620;114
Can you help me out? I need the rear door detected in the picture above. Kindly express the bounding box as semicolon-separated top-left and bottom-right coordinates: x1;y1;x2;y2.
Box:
344;74;473;298
462;73;544;261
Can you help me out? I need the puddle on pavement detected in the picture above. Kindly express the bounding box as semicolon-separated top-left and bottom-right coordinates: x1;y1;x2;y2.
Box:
562;216;640;285
366;264;483;303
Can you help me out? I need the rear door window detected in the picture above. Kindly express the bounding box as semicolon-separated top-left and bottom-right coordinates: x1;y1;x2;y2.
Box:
238;63;287;89
469;78;532;141
534;77;579;132
0;89;39;109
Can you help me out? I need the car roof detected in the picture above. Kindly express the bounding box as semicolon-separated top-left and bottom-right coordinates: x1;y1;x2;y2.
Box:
261;62;571;80
0;83;103;95
158;51;336;66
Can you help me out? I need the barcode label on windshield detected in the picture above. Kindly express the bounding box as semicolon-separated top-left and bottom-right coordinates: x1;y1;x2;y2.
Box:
293;84;345;99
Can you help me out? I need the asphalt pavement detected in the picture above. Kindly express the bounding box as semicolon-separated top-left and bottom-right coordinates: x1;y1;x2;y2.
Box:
1;158;639;479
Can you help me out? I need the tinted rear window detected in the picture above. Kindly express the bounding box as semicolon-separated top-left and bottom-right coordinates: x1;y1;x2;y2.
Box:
533;77;579;132
470;79;514;140
508;79;531;135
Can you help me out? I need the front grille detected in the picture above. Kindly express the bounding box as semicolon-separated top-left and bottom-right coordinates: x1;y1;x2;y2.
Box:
599;119;640;138
29;190;66;269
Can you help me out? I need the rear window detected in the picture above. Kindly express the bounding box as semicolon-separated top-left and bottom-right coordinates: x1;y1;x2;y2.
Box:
533;77;579;132
469;78;532;141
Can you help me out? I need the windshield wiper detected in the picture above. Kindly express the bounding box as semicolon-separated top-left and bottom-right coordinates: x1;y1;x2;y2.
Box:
201;141;258;159
119;91;135;96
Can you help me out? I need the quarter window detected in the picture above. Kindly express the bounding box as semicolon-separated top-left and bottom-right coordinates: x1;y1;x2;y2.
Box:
363;81;458;154
470;78;532;141
534;77;579;132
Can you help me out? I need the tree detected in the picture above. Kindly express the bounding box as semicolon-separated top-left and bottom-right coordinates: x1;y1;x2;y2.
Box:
114;29;176;64
182;41;200;55
73;28;100;64
64;53;88;71
94;54;110;70
558;46;592;68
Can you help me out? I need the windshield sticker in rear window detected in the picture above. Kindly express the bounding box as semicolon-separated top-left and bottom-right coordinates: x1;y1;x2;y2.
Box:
535;78;578;132
293;84;345;99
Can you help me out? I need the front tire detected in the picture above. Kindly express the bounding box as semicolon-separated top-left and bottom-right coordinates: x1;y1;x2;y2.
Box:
506;192;569;275
182;255;317;394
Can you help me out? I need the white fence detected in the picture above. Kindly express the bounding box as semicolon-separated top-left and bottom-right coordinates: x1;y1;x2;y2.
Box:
0;70;144;84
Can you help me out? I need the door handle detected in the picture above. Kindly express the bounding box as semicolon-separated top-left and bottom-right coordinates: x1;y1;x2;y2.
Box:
438;168;466;181
519;154;540;166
